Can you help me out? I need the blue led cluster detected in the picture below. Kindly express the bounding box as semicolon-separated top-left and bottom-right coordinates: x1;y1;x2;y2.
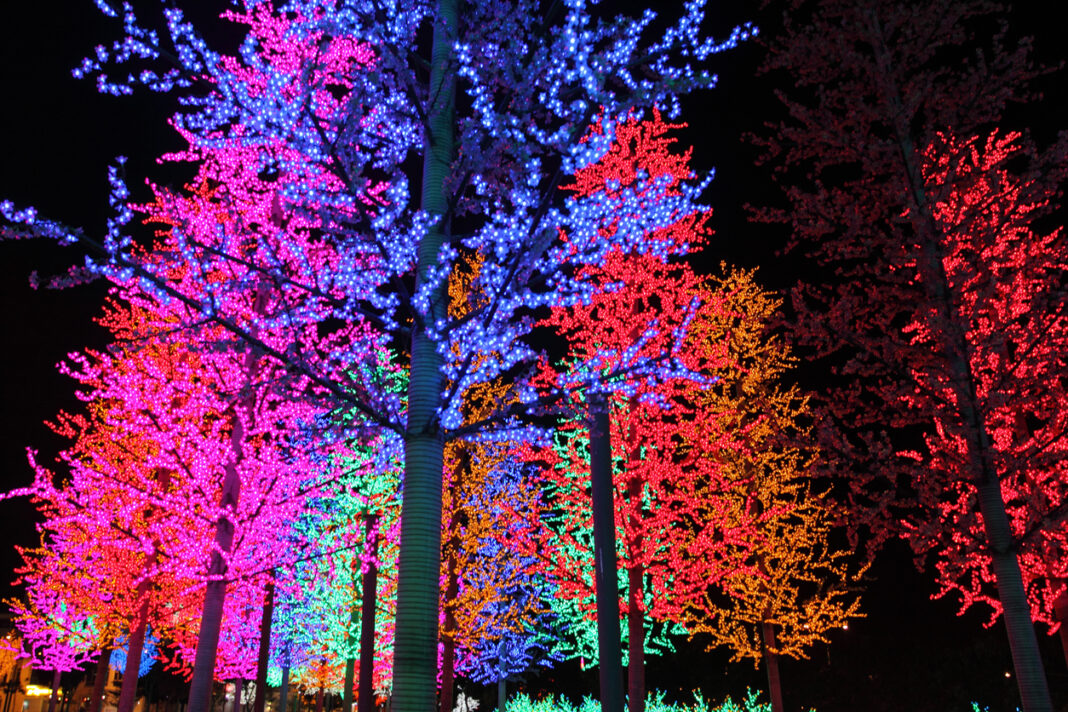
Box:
110;628;160;679
11;0;754;449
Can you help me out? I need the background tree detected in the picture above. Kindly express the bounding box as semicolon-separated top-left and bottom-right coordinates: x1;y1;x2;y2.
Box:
671;267;865;712
751;1;1068;708
445;451;563;712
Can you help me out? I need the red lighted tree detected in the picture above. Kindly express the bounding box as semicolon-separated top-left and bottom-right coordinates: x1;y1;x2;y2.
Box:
525;113;748;712
752;1;1068;708
534;249;760;712
897;132;1068;634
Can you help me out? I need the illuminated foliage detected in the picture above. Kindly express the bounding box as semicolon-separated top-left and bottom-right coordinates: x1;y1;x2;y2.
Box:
669;267;865;712
0;4;752;710
446;447;562;687
521;114;762;712
753;0;1067;707
895;133;1068;629
438;263;561;699
6;274;344;686
268;446;401;696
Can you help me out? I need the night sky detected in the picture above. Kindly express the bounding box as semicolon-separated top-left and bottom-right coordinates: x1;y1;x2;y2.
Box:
1;2;1066;710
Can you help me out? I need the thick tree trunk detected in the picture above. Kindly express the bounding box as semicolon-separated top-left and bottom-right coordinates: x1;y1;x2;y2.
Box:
589;394;624;712
626;475;645;712
357;515;379;712
90;649;112;712
393;1;456;711
118;585;152;712
253;580;275;712
47;669;61;712
760;621;784;712
315;689;323;712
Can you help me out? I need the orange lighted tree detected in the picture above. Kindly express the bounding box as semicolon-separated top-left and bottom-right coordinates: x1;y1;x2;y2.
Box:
672;267;865;712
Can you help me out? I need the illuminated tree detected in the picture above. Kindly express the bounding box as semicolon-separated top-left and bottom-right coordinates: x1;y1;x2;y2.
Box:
1;4;752;711
752;1;1067;708
440;446;562;712
267;456;401;699
896;133;1068;634
436;260;562;712
672;267;865;712
3;582;98;712
532;252;765;712
6;264;346;701
10;475;177;712
525;112;757;712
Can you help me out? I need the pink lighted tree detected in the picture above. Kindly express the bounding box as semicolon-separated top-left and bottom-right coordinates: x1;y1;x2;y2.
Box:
8;263;347;698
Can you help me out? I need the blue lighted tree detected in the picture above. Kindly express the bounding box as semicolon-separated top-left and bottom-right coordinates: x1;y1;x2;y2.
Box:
450;453;563;712
0;3;751;711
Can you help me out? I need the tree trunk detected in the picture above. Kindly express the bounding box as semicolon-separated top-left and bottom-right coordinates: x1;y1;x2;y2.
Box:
90;649;112;712
118;583;152;712
438;564;458;712
234;681;242;712
357;515;379;712
974;475;1053;711
760;621;784;712
496;648;506;712
393;0;456;711
589;394;624;712
342;658;355;712
47;669;61;712
278;667;289;712
315;689;323;712
626;475;645;712
254;580;275;712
